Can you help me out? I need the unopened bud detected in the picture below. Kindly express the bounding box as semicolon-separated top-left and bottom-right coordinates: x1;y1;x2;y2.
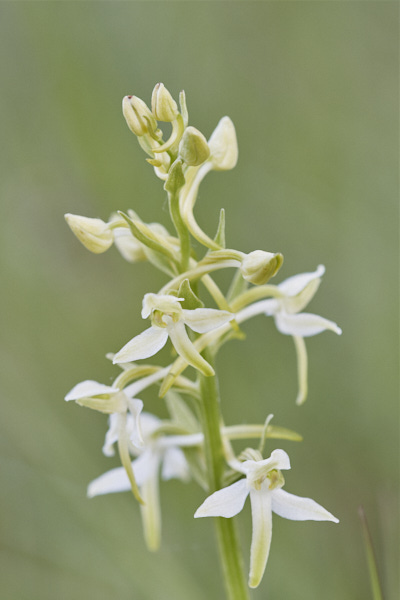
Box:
208;116;238;171
151;83;179;122
122;95;156;136
240;251;284;285
65;214;113;254
179;126;210;166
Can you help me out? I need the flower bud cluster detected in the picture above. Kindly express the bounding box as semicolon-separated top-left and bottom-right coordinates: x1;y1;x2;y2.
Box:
121;83;239;184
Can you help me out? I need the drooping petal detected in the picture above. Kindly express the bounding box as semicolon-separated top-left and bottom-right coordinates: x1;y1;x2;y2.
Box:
248;487;273;588
182;308;234;333
166;319;214;376
162;447;190;482
65;380;117;401
117;412;144;504
194;479;249;518
113;326;168;364
87;465;131;498
278;265;325;297
271;488;339;522
140;468;162;552
293;335;308;406
275;311;342;337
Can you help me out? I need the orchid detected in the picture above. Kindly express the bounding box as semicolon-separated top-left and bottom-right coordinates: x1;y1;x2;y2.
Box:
88;412;191;551
65;380;144;501
261;265;341;335
113;293;234;376
195;448;338;588
237;265;342;404
65;83;343;598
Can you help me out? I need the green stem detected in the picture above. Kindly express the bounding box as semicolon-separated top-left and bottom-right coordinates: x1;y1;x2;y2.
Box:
169;190;191;272
199;348;250;600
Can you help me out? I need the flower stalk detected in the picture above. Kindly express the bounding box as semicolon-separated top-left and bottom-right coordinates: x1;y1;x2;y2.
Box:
199;348;250;600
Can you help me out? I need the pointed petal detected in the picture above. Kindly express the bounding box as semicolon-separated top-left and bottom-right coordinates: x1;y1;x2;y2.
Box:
183;308;234;333
87;466;131;498
275;311;342;337
284;277;322;314
271;488;339;522
293;336;308;405
162;447;190;482
278;265;325;297
65;380;116;401
194;479;249;518
248;487;273;588
113;326;168;364
167;320;214;376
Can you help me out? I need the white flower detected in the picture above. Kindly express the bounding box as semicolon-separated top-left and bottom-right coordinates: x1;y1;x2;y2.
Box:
195;449;338;589
65;380;139;417
113;293;234;376
65;380;144;502
88;412;190;551
238;265;342;404
259;265;341;337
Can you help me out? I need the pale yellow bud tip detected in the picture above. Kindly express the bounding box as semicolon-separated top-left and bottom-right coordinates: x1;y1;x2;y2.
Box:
151;83;179;122
122;95;156;137
240;250;284;285
65;213;113;254
179;126;210;166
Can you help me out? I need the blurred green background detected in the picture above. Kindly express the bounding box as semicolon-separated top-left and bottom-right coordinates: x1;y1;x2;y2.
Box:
0;2;398;599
